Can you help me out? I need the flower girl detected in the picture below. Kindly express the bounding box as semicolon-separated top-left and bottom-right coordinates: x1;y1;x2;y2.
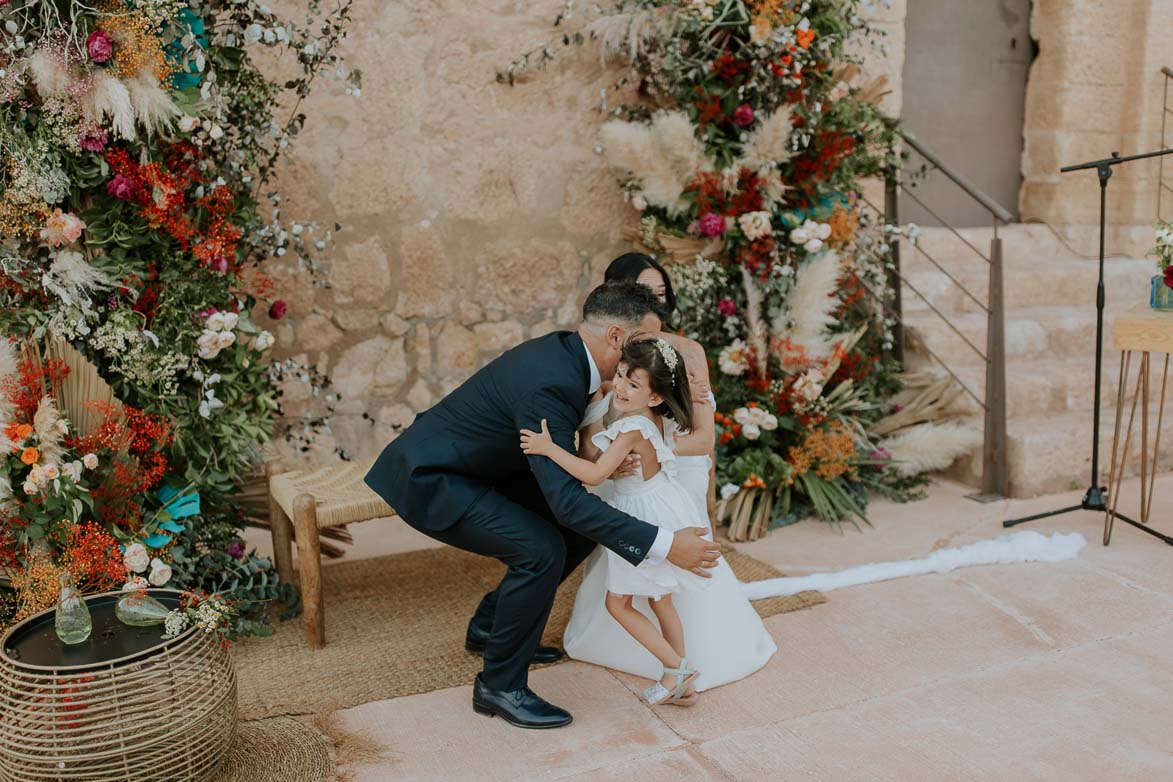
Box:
521;338;710;706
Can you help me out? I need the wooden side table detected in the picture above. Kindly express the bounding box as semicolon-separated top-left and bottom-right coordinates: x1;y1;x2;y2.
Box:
1104;303;1173;546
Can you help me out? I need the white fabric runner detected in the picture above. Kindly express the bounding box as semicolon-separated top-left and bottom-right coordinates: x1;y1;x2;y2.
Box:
740;531;1087;600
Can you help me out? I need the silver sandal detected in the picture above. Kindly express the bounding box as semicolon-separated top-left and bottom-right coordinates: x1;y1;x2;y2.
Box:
642;658;700;707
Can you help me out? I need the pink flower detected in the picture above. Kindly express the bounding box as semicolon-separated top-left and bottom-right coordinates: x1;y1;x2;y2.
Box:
40;209;86;247
86;30;114;63
268;300;288;320
733;103;755;127
228;541;246;560
717;298;737;317
106;174;136;200
868;448;892;471
699;211;726;238
77;124;108;152
209;256;229;274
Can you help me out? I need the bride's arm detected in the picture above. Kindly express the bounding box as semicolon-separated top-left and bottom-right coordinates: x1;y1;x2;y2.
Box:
672;400;716;456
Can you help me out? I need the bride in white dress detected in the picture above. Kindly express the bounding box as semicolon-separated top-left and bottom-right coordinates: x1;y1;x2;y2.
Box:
563;387;777;690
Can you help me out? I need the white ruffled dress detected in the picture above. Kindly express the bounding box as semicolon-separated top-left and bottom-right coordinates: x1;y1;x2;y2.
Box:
591;415;711;599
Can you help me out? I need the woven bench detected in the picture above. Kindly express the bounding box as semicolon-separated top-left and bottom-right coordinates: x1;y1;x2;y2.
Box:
268;460;394;648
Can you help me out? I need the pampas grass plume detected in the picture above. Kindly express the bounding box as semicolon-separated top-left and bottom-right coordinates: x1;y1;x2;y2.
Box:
880;421;983;477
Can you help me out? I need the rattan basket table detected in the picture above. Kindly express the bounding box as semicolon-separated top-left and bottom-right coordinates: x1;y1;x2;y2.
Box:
0;589;237;781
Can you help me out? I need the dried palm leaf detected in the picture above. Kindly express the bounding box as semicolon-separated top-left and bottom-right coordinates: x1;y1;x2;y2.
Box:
869;372;965;437
44;337;122;439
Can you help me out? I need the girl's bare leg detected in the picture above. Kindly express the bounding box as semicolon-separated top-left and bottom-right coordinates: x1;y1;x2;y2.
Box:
605;592;681;672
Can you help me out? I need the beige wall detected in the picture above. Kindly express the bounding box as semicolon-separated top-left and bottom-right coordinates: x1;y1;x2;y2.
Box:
266;1;1169;464
1020;0;1172;225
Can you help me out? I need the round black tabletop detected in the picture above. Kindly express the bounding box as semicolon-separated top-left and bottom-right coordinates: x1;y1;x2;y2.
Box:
1;589;184;671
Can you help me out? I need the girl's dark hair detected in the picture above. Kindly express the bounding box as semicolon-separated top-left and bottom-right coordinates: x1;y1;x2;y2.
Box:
619;338;694;433
604;253;676;322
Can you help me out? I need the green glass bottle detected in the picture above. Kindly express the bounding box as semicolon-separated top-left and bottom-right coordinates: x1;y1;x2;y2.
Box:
54;572;92;645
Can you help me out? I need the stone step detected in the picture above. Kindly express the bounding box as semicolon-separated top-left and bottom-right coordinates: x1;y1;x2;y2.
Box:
914;354;1168;419
946;407;1173;498
900;255;1154;316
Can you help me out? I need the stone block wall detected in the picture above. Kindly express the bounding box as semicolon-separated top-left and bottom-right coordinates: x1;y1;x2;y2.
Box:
1020;0;1173;226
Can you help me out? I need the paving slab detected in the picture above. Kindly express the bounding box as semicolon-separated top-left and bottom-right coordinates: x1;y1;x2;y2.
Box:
335;662;685;782
695;619;1173;782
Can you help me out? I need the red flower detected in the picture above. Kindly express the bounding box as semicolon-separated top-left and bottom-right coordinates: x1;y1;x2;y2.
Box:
1163;266;1173;290
712;55;749;82
733;103;755;127
86;30;114;63
106;174;136;200
268;300;288;320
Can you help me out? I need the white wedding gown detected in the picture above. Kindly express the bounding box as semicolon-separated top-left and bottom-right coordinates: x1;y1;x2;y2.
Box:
563;393;777;691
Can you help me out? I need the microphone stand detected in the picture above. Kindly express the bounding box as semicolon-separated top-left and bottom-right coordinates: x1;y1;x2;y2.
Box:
1003;147;1173;545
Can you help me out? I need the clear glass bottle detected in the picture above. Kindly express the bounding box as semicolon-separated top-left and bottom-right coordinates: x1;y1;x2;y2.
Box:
115;590;171;626
54;572;92;645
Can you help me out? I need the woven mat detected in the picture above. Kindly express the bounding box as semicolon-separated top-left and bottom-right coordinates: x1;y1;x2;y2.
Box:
212;717;334;782
232;544;823;719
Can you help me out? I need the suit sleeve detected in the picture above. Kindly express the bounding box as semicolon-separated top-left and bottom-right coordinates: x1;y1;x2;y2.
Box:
516;387;659;566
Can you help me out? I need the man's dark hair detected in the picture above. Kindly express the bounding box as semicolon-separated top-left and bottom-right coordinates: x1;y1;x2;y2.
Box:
604;252;677;323
581;279;662;329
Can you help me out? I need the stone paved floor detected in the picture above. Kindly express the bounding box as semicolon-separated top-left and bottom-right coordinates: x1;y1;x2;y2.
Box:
244;476;1173;780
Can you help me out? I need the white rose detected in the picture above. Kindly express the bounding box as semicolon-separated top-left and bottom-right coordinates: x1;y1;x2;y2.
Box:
208;124;224;140
178;115;199;133
123;543;150;574
762;414;779;431
215;331;237;349
121;576;150;592
789;226;811;245
22;481;38;495
738;211;773;241
205;313;227;331
733;407;753;425
42;464;60;481
803;238;824;254
148;558;173;586
28;465;44;485
252;330;275;351
720;483;740;501
220;312;239;331
82;453;99;470
631;193;647;212
815;222;832;240
64;461;83;481
742;423;762;440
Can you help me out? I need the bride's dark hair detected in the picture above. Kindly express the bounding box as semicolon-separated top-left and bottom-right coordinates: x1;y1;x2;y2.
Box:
619;338;694;434
605;253;676;322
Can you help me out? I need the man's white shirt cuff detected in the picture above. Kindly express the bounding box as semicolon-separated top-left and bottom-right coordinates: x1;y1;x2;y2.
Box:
646;527;673;564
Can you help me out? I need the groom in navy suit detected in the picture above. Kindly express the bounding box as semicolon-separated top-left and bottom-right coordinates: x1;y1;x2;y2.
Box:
365;280;721;728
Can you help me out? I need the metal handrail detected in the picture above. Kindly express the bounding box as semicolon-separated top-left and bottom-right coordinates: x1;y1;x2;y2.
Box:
881;130;1013;499
899;129;1015;224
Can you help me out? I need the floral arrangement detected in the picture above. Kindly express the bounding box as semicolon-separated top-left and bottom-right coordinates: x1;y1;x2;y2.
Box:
1152;221;1173;288
161;589;235;640
502;0;936;537
1;0;358;632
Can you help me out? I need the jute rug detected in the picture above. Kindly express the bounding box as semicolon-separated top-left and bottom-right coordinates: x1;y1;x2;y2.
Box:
232;545;824;720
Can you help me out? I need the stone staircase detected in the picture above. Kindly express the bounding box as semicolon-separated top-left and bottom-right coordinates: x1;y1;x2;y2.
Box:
899;223;1170;497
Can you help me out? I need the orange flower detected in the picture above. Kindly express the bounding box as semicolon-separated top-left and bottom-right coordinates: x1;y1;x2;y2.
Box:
20;447;39;465
720;431;734;444
743;473;767;489
731;424;742;436
796;28;815;49
747;401;758;409
713;410;723;423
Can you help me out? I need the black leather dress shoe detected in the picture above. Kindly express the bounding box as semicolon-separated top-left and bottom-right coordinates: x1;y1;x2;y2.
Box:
472;675;573;729
465;629;564;665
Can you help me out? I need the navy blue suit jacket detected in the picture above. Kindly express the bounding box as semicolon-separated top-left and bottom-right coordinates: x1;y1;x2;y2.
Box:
363;331;659;566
